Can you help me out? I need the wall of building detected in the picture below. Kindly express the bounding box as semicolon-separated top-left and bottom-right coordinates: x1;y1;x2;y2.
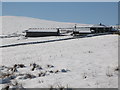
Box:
25;31;60;37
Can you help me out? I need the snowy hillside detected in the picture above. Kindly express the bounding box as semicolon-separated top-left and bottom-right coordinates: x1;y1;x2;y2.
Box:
0;16;88;35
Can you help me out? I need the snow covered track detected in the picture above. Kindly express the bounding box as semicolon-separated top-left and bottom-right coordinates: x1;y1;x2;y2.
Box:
0;37;75;48
0;34;114;48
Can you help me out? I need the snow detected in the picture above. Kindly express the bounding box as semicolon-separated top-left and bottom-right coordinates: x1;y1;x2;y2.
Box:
0;16;118;88
0;16;88;35
1;36;73;46
1;34;118;88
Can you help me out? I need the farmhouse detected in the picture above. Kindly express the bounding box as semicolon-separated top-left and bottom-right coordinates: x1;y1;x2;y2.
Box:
90;23;113;33
25;28;60;37
73;23;113;35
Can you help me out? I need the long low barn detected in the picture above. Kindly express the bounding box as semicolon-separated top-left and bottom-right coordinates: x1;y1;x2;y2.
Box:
25;29;60;37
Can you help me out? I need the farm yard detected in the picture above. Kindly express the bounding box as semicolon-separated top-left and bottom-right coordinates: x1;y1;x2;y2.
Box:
0;16;119;89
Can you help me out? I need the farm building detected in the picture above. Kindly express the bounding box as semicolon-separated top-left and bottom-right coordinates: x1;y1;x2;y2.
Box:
24;23;114;37
25;28;60;37
73;23;113;35
90;23;113;33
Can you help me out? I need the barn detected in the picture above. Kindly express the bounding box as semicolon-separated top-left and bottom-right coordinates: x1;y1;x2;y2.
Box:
25;28;60;37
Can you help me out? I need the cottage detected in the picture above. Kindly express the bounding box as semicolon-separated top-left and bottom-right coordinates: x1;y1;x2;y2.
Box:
25;28;60;37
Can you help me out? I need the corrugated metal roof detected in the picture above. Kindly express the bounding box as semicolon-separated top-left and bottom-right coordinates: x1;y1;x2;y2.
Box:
76;25;92;28
26;29;58;32
79;30;91;33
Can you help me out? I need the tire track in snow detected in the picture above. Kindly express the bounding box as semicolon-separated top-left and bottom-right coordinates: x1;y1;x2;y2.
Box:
0;37;75;48
0;33;111;48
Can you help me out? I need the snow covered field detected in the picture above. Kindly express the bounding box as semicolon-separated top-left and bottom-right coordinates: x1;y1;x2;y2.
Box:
0;34;118;88
0;16;119;88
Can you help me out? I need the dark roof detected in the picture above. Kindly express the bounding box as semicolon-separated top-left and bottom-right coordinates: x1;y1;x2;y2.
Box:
92;23;106;27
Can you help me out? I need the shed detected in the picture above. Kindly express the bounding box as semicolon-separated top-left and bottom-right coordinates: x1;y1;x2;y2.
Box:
73;25;92;35
25;29;60;37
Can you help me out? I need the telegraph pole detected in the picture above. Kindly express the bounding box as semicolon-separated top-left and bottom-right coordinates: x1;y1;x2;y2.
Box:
74;24;77;31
